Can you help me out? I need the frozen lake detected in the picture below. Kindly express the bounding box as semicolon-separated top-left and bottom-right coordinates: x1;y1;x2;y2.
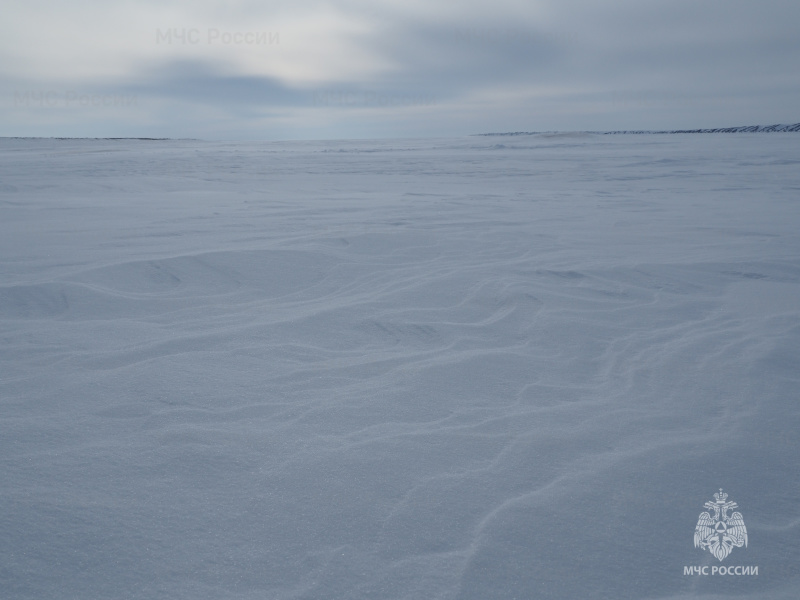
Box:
1;133;799;599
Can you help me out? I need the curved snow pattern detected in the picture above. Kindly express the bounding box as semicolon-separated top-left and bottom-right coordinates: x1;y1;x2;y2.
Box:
1;134;798;599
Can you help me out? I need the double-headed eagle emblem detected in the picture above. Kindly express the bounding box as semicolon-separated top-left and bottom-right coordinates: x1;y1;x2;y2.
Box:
694;489;748;561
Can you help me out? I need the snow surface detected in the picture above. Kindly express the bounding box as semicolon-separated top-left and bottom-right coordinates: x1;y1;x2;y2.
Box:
1;133;799;599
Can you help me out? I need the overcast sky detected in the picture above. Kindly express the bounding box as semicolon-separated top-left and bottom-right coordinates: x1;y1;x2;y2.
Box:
2;0;798;139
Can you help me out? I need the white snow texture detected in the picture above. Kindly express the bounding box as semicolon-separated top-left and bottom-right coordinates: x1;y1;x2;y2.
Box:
1;133;799;599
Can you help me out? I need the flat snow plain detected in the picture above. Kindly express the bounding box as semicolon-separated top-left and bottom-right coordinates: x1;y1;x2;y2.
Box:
1;133;798;599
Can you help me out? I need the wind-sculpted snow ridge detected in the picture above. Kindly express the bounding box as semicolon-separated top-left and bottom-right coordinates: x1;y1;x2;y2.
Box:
1;135;798;600
477;122;800;135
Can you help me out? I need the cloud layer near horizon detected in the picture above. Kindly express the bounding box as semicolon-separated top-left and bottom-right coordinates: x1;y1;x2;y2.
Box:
2;0;799;139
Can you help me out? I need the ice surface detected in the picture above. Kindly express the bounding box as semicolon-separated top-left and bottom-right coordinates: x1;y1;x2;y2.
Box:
1;134;798;599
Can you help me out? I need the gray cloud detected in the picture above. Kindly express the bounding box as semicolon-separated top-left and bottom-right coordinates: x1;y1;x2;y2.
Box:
2;0;798;138
123;61;308;110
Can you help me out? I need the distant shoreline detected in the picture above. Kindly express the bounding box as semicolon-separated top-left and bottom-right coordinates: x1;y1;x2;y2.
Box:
475;123;800;136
